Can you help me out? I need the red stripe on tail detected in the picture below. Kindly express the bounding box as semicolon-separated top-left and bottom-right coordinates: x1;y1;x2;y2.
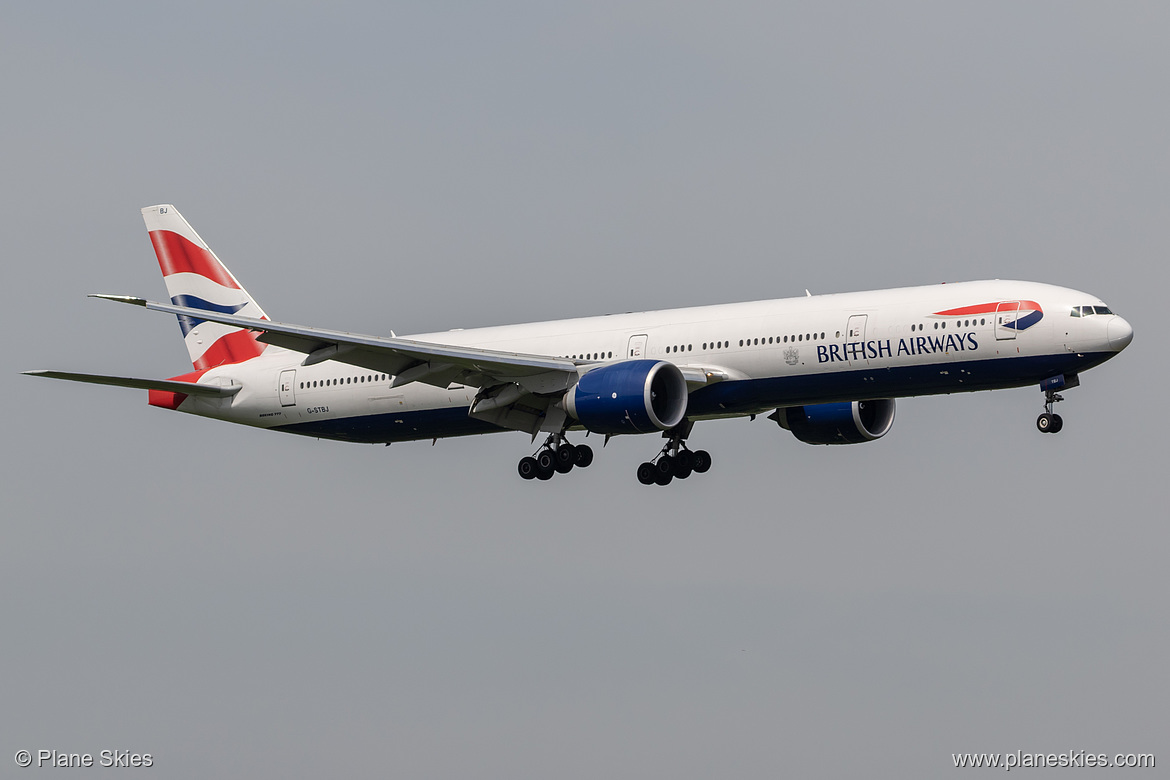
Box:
193;329;266;370
149;230;241;288
148;369;209;410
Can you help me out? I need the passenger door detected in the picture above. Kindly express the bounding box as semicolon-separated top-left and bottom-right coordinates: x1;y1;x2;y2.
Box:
995;301;1020;340
846;314;868;365
278;369;297;407
627;334;648;359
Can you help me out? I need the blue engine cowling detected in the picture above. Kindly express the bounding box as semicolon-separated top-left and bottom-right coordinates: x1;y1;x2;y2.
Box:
564;360;688;435
774;399;896;445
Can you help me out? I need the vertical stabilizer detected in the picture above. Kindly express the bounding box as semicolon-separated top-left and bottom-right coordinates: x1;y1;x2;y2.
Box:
141;204;269;370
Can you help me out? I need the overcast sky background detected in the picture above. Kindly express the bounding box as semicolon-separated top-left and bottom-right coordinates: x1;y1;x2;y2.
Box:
3;2;1167;777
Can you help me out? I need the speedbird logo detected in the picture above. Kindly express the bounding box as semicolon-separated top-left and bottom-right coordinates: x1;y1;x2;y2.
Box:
933;300;1044;331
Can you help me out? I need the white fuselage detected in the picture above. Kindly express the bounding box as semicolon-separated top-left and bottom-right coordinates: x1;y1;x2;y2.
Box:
176;279;1131;443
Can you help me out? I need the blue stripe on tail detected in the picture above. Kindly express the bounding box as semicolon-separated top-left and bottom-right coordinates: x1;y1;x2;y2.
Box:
171;295;248;337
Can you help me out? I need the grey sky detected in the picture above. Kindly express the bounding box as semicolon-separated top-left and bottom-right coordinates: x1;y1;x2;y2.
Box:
3;2;1166;777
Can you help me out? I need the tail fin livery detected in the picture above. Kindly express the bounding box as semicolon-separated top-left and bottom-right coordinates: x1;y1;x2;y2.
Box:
141;204;269;370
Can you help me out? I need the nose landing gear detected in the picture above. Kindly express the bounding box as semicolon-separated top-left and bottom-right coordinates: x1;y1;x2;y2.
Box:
517;433;594;481
1036;389;1065;434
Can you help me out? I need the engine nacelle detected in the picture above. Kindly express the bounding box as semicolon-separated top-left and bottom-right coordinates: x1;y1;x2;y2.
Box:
774;399;896;445
564;360;688;435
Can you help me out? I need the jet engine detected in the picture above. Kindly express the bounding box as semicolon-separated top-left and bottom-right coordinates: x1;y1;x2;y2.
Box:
564;360;688;435
773;399;896;445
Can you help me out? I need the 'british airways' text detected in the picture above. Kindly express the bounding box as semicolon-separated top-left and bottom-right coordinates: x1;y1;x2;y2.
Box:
817;333;979;363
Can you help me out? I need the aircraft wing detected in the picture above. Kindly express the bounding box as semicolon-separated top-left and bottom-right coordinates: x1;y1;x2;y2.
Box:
92;295;579;394
23;369;241;396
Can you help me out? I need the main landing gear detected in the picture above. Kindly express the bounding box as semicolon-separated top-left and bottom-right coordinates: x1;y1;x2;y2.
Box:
517;434;594;481
1036;388;1065;434
636;421;712;487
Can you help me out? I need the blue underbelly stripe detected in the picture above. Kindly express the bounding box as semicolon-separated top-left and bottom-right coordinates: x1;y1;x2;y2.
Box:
272;351;1113;443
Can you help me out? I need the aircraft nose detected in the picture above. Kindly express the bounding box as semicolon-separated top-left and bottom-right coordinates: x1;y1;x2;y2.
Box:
1108;316;1134;351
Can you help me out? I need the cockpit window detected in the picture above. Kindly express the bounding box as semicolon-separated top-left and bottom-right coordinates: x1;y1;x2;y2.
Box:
1071;305;1114;317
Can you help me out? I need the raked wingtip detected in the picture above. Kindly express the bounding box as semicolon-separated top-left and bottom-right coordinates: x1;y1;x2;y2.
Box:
88;294;148;306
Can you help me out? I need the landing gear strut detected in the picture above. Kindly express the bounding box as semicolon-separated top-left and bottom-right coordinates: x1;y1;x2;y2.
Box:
636;421;712;486
517;433;593;481
1036;389;1065;434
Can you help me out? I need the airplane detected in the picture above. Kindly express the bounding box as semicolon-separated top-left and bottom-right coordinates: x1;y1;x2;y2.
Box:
25;204;1133;485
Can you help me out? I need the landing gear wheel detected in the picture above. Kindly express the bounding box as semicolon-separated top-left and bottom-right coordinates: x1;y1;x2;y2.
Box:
653;456;675;486
637;462;657;485
692;450;712;473
535;450;556;479
1037;386;1068;434
554;445;576;474
574;444;594;468
518;457;538;480
655;456;675;477
672;450;693;479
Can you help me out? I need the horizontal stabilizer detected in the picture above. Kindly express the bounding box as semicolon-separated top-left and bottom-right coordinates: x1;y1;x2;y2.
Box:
23;370;240;397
